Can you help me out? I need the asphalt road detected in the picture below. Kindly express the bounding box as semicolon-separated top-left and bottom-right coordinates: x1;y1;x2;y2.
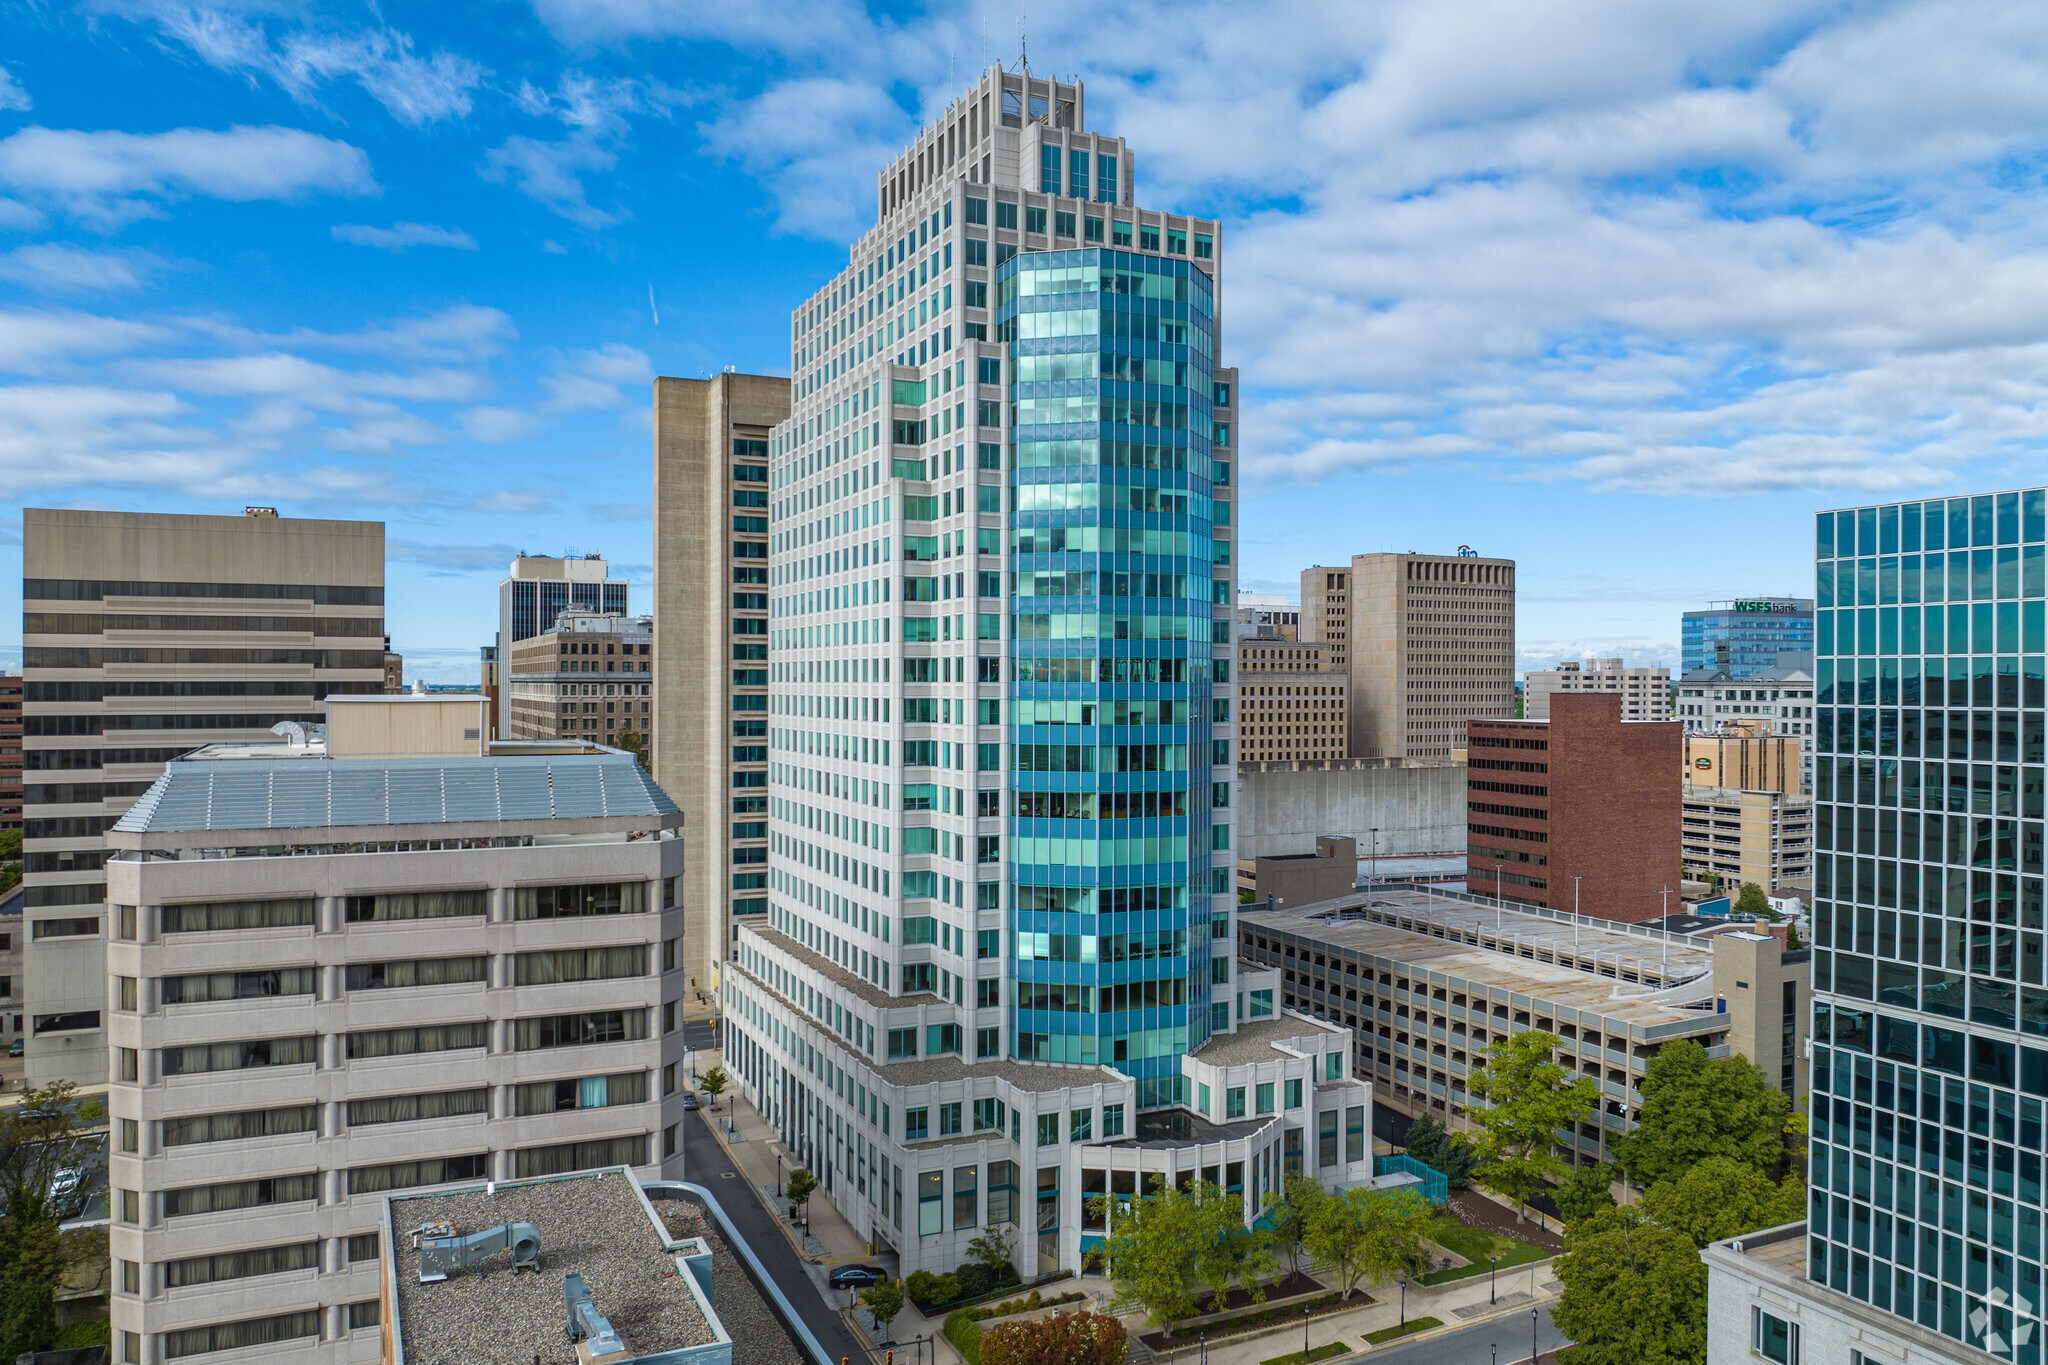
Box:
683;1018;723;1053
680;1109;872;1365
1364;1304;1568;1365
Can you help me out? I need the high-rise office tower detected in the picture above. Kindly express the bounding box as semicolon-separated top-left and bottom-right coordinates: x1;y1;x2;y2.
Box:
1300;552;1517;759
494;554;628;737
1706;489;2047;1365
652;371;792;996
722;66;1373;1281
20;508;384;1086
1682;596;1815;677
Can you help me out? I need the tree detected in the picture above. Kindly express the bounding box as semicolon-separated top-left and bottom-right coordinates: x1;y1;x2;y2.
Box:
1784;923;1804;951
1638;1158;1803;1249
1608;1040;1793;1187
614;723;650;770
967;1224;1017;1279
1553;1208;1708;1365
1100;1181;1274;1334
1267;1174;1328;1275
982;1311;1128;1365
698;1066;729;1109
0;830;17;897
784;1168;817;1225
1463;1031;1599;1221
0;1084;102;1225
1733;883;1778;921
1303;1186;1437;1300
860;1278;906;1333
1402;1113;1480;1190
1552;1162;1617;1228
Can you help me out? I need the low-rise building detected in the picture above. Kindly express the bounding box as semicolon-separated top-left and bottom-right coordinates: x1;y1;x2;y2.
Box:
1523;658;1670;722
103;695;688;1365
1239;634;1347;762
1681;786;1814;893
1236;593;1300;640
505;611;655;749
1240;886;1811;1169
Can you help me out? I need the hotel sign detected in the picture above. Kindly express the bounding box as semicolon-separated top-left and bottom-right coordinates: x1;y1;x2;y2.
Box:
1732;599;1799;613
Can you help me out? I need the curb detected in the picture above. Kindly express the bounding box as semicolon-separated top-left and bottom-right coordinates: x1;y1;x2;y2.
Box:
700;1103;827;1265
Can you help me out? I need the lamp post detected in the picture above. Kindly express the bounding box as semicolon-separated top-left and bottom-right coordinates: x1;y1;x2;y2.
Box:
776;1151;783;1198
1302;1306;1310;1364
1201;1332;1207;1365
1368;827;1379;897
1531;1308;1540;1365
1489;1254;1497;1304
1398;1269;1407;1326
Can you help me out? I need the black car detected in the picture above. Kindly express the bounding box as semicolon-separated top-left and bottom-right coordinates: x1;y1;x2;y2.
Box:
828;1264;887;1289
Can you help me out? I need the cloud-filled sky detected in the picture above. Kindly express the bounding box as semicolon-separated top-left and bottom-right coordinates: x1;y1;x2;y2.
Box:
6;0;2048;677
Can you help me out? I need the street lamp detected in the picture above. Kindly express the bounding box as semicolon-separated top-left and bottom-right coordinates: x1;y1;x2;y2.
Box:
1489;1254;1497;1304
1302;1306;1310;1364
1397;1269;1407;1326
776;1151;783;1198
1368;827;1379;897
1531;1308;1540;1365
1201;1332;1207;1365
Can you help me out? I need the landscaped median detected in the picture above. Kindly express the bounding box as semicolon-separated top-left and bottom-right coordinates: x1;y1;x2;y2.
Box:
1363;1317;1441;1345
1258;1341;1353;1365
1416;1222;1550;1287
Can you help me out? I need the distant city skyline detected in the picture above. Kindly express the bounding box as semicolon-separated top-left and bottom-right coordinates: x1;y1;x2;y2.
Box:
9;4;2048;679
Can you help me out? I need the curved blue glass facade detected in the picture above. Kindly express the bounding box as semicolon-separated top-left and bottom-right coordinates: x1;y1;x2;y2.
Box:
997;248;1222;1108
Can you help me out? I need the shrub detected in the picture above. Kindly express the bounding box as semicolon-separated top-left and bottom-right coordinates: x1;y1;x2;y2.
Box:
945;1309;985;1365
907;1270;962;1312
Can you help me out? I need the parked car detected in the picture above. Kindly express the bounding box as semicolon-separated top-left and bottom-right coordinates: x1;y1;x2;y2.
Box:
828;1264;887;1289
7;1039;21;1058
49;1168;83;1200
680;1093;700;1110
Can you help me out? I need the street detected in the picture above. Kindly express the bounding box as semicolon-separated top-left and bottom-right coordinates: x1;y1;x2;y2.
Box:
1364;1305;1567;1365
680;1109;872;1365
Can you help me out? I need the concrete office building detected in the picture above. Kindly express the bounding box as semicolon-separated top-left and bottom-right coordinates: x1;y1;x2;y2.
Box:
1681;786;1815;893
0;671;20;829
494;555;628;737
1237;836;1357;906
1774;489;2048;1363
1682;598;1815;678
1466;692;1682;922
21;507;384;1087
1238;634;1346;762
477;644;500;740
0;889;22;1044
1236;593;1299;640
722;66;1379;1280
505;611;654;748
1242;885;1810;1164
1685;732;1807;795
1677;657;1817;795
1237;758;1468;861
1301;553;1516;760
102;695;687;1365
652;371;792;996
1524;658;1670;723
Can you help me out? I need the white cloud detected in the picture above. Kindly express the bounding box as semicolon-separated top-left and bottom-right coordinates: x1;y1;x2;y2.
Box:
0;66;29;113
481;73;666;228
105;3;483;127
332;221;477;251
388;539;521;573
0;308;171;373
465;488;555;514
0;124;374;225
589;501;650;521
541;343;650;411
459;406;540;442
0;244;160;291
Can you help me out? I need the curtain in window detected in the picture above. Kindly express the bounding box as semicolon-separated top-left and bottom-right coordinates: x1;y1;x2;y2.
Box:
512;1134;648;1178
346;1089;488;1125
343;889;487;922
514;946;646;985
162;1174;318;1217
160;1036;316;1075
160;899;313;932
512;1010;647;1051
163;1309;321;1358
164;1241;318;1287
161;1105;317;1146
345;1022;488;1059
514;881;647;919
346;1153;488;1194
344;956;487;990
160;967;315;1004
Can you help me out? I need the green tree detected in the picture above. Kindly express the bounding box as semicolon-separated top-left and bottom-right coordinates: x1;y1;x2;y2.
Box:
1732;883;1777;920
1552;1209;1708;1365
1267;1174;1327;1274
1463;1031;1599;1221
966;1224;1017;1279
698;1066;729;1108
614;723;650;771
784;1168;817;1224
860;1278;906;1333
0;830;18;897
1608;1040;1792;1187
1101;1181;1274;1334
1784;923;1804;950
1402;1113;1479;1190
1552;1162;1617;1227
1303;1186;1437;1300
1637;1158;1804;1249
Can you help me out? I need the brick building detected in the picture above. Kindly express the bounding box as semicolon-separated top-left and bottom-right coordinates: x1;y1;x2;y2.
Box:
505;611;654;749
0;672;18;830
1465;691;1680;922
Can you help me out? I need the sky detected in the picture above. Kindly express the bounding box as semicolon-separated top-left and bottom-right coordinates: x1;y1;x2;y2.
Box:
7;1;2048;680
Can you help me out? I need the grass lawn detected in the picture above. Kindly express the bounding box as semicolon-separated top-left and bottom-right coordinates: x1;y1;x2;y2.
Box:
1258;1342;1352;1365
1418;1222;1550;1287
1364;1318;1441;1346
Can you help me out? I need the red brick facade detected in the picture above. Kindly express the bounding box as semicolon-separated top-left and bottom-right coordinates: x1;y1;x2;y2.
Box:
1466;692;1680;923
0;673;18;830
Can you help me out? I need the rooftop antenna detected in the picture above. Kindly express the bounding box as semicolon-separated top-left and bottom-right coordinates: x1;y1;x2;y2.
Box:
1019;3;1027;72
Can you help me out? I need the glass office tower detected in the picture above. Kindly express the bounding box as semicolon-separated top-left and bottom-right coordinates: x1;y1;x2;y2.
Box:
1683;598;1816;676
1810;490;2048;1360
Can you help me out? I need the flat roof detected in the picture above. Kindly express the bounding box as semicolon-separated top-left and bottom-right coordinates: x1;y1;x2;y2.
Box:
389;1170;720;1365
1242;887;1721;1035
1193;1014;1346;1067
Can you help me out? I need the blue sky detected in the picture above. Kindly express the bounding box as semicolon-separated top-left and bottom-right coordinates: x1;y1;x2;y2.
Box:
7;1;2048;680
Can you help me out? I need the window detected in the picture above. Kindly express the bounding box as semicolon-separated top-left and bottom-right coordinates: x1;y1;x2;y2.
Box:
1054;211;1076;238
1256;1082;1275;1114
161;1036;316;1075
905;1107;929;1141
1167;229;1187;254
974;1098;1005;1132
888;1027;918;1058
515;946;646;985
163;1174;318;1217
1096;153;1118;203
513;1010;648;1050
163;1310;321;1359
1102;1104;1125;1137
977;978;1001;1008
965;198;987;225
348;1153;489;1194
1194;233;1213;259
346;957;487;990
1037;1113;1059;1146
348;1301;381;1331
161;1105;317;1147
1039;144;1060;193
919;1171;943;1235
35;1010;98;1035
940;1102;963;1136
954;1164;979;1227
965;238;988;267
515;1135;648;1177
1140;226;1161;251
1751;1308;1799;1364
33;918;99;939
989;1161;1019;1224
995;202;1017;230
977;1026;1001;1058
515;882;646;918
161;968;315;1003
977;357;1001;385
1226;1087;1246;1119
341;890;483;923
1025;207;1047;233
1070;1108;1092;1142
347;1090;489;1125
164;1241;318;1288
163;898;314;932
346;1022;487;1059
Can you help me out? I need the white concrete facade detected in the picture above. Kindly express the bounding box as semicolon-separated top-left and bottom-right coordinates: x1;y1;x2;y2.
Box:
1524;658;1671;723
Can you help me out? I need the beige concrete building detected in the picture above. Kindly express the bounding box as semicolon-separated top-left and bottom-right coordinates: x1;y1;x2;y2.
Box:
494;555;629;738
102;696;687;1365
1235;593;1299;640
652;372;791;996
1241;885;1808;1166
1238;634;1346;762
505;611;653;750
20;507;384;1086
1684;732;1805;795
1524;657;1669;722
1237;835;1357;906
1708;929;1808;1101
1302;553;1516;760
1681;785;1814;892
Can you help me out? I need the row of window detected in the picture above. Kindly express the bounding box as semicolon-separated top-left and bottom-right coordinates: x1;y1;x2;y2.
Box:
118;1009;650;1080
